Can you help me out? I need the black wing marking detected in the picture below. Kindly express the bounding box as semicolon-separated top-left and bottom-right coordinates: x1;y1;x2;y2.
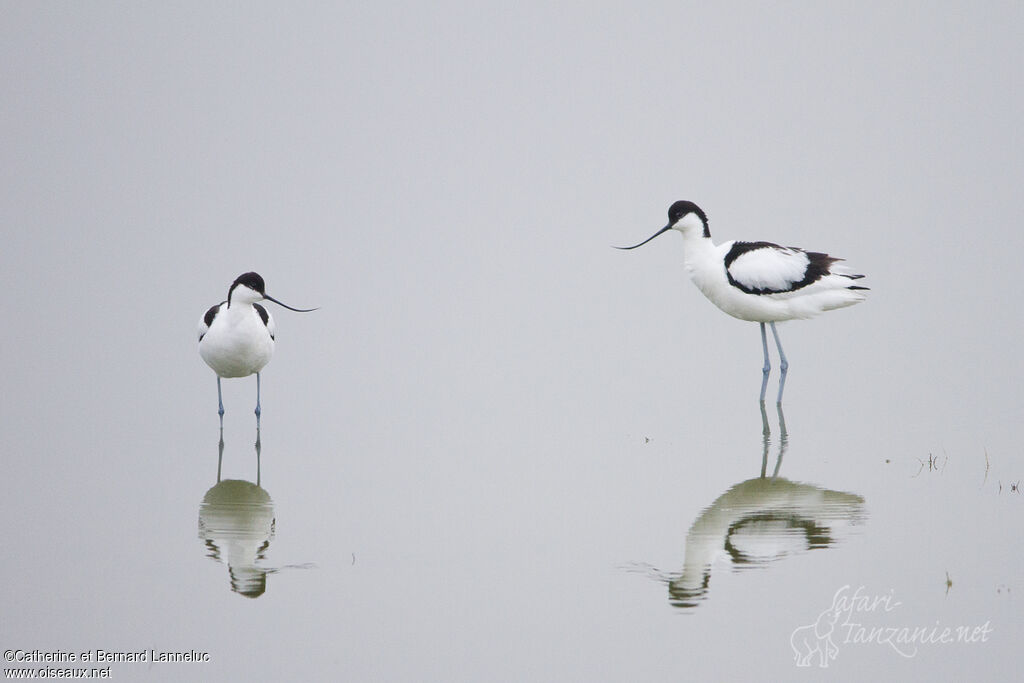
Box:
724;241;846;295
254;303;274;340
797;250;843;289
723;241;783;268
199;302;223;342
842;273;870;291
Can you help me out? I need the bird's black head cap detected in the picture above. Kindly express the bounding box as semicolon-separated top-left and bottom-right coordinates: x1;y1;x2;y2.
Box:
667;201;709;236
233;272;266;292
228;272;265;306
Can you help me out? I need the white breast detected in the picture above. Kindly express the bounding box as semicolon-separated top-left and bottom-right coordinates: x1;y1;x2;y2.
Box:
198;304;275;378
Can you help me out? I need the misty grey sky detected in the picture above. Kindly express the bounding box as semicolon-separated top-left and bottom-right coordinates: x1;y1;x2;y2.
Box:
2;2;1020;437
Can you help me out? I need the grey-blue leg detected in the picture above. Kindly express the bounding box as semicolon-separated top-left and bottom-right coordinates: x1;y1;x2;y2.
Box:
769;322;789;404
217;376;225;427
773;402;788;477
255;372;262;427
759;322;771;402
255;428;262;487
217;427;224;483
759;400;770;478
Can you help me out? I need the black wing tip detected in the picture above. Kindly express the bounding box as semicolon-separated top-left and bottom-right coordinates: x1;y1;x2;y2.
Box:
806;251;843;269
842;273;868;290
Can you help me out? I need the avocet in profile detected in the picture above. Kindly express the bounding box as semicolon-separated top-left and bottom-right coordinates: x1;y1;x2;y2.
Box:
617;201;868;403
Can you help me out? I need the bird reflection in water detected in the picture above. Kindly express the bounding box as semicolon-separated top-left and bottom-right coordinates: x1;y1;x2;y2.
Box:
633;403;865;610
197;429;275;598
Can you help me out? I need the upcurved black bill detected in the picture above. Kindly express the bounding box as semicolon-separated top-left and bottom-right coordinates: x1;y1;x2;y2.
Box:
614;224;672;250
264;294;319;312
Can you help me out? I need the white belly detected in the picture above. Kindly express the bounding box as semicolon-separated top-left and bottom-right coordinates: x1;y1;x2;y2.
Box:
199;311;274;378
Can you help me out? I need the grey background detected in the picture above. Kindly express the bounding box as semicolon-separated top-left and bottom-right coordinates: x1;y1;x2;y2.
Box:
1;2;1021;681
